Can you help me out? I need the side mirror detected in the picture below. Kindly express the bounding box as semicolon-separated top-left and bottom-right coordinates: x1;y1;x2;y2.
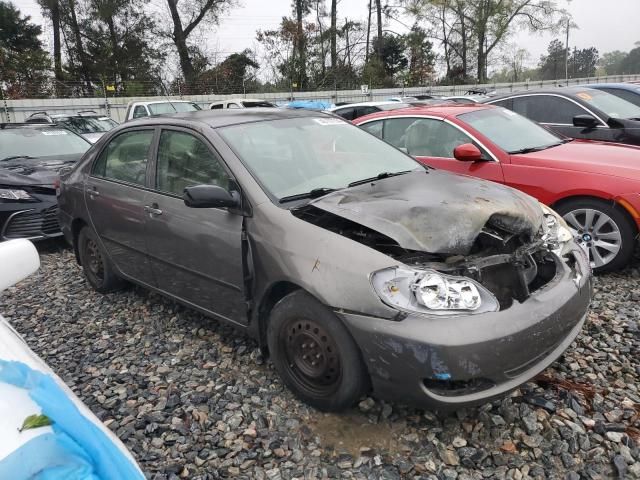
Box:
573;114;599;129
183;185;239;209
453;143;483;162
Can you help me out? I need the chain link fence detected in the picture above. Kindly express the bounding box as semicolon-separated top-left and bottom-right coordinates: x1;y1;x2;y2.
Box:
2;74;639;123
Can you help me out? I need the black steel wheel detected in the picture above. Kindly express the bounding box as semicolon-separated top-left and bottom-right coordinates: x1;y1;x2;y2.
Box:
267;290;370;411
78;226;125;293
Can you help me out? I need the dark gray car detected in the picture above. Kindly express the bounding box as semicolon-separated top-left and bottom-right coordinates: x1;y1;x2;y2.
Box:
58;109;592;411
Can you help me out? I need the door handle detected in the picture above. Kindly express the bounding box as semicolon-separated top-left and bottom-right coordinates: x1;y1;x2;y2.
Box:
87;187;100;198
144;204;163;216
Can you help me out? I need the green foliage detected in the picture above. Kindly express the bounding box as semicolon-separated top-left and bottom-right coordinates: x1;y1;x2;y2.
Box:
19;414;53;432
0;1;51;98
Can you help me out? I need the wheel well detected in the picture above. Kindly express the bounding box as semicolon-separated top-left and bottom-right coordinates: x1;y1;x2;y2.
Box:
257;281;301;354
71;218;87;264
551;195;639;235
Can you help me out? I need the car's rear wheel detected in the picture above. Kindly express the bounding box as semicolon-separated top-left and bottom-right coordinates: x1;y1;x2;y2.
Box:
267;290;370;411
555;198;636;273
78;226;125;293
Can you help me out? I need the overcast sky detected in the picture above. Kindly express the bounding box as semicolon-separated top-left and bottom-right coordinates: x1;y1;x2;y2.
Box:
12;0;640;76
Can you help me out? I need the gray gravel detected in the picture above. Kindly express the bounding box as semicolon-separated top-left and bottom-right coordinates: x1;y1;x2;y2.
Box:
2;240;639;480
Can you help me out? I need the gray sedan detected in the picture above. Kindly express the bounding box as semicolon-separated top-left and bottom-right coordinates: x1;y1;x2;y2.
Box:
58;109;592;411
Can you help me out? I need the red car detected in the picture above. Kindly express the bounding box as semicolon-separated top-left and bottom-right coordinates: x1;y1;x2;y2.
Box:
354;104;640;272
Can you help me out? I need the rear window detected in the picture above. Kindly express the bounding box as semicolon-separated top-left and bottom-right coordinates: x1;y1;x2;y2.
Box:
0;128;90;160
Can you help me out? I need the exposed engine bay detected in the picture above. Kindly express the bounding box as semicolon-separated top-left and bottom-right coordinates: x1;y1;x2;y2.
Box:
293;204;565;311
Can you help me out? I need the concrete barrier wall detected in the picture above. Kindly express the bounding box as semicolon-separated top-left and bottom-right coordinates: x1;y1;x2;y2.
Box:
2;74;638;123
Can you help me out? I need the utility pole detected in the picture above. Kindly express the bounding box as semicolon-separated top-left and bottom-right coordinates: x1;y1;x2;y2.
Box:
565;18;570;85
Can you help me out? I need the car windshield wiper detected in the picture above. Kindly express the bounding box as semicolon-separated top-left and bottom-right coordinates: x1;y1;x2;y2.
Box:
0;155;36;162
347;170;413;188
508;141;567;155
279;187;339;204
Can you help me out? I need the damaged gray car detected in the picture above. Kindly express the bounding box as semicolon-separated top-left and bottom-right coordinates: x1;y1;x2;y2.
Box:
58;109;592;411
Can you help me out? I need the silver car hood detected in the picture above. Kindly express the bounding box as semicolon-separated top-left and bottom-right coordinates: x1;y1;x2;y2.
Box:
309;170;543;255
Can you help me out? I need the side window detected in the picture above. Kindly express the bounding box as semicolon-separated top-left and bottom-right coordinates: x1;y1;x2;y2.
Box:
382;117;420;150
490;98;513;110
133;105;148;119
355;106;379;118
227;103;241;109
400;118;475;157
334;107;356;120
513;95;584;124
210;103;224;110
92;130;154;185
360;120;383;139
156;130;230;196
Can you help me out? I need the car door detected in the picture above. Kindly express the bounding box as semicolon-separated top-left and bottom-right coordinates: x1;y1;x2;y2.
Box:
511;94;612;142
362;117;504;183
85;128;156;284
144;127;246;324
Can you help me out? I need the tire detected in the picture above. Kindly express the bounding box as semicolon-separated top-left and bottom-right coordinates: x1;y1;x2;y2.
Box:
555;198;636;273
78;226;125;293
267;290;370;412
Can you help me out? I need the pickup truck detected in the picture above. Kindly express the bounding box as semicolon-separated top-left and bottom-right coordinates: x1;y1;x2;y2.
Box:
124;100;201;121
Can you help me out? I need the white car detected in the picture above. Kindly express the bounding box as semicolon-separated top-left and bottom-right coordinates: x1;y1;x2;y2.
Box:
328;101;413;121
209;98;277;109
0;239;144;478
124;100;201;121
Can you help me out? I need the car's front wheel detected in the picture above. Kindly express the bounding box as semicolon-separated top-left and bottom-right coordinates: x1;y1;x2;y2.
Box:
555;198;636;273
267;290;370;411
78;226;125;293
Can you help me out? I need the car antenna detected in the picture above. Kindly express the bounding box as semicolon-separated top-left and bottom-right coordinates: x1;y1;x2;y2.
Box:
159;79;178;113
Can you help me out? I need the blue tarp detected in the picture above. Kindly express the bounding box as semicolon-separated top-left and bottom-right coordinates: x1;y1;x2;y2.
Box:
285;100;334;110
0;360;144;480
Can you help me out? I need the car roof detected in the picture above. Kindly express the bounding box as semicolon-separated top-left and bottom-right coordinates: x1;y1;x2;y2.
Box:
353;103;495;123
129;100;196;106
328;101;405;111
124;107;329;129
0;122;61;130
213;98;271;103
486;87;602;102
587;83;640;92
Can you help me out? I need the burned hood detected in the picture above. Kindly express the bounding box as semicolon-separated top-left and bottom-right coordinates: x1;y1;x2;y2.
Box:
308;170;543;255
0;154;81;187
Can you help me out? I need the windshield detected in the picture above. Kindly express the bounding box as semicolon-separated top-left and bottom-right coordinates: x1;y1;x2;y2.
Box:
575;89;640;119
460;107;563;153
218;116;422;201
0;128;90;160
58;116;118;134
148;102;201;115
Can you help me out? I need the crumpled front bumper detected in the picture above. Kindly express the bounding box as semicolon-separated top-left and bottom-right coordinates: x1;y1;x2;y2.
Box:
339;245;592;409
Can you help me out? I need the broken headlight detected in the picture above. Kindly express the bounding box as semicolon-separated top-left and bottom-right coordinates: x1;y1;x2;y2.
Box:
371;267;499;316
540;204;572;252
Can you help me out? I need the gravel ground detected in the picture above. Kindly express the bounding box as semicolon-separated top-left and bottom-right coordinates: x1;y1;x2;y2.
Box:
2;240;639;480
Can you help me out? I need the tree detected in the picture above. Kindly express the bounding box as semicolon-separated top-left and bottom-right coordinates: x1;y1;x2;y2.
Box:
404;25;436;85
198;49;259;93
501;43;530;82
330;0;337;69
37;0;63;80
0;1;50;98
599;50;627;75
405;0;568;82
620;47;640;75
569;47;598;78
164;0;235;85
538;38;566;80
